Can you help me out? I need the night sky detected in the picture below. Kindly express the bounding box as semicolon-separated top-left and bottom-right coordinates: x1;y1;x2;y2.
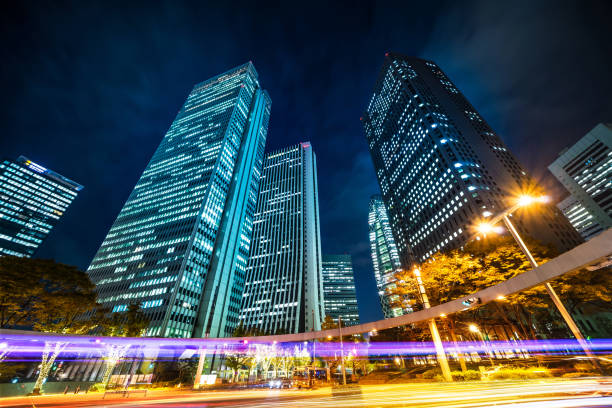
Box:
1;1;611;324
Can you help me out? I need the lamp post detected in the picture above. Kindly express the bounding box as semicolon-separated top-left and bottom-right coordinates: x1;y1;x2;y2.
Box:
475;194;598;366
338;317;347;386
414;268;453;382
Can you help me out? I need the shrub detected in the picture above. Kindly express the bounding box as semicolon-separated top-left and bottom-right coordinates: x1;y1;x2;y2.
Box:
452;370;481;381
422;369;440;379
488;367;552;380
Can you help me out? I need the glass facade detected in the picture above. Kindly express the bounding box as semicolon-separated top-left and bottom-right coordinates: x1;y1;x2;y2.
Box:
368;195;405;318
240;142;324;333
549;123;612;240
321;254;359;326
87;62;271;338
0;156;82;257
363;54;582;265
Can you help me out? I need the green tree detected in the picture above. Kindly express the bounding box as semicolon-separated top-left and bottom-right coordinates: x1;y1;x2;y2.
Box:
0;257;97;331
0;257;102;394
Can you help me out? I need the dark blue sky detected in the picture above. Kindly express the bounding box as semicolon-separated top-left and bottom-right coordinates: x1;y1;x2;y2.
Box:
1;1;611;323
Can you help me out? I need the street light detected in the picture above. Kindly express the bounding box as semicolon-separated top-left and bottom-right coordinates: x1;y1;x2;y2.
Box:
413;267;453;382
473;194;598;367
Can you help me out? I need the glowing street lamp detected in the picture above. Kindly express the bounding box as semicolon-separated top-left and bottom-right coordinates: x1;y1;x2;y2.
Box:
473;193;597;366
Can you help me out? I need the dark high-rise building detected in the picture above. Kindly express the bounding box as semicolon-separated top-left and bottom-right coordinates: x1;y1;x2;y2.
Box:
368;195;405;318
321;254;360;326
0;156;82;257
87;63;271;338
240;143;324;333
362;54;582;265
549;123;612;240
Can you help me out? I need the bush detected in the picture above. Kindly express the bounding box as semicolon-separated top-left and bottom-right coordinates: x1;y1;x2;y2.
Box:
451;370;481;381
488;367;552;380
422;369;440;379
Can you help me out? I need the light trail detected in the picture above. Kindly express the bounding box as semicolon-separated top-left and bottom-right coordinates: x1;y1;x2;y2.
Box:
2;379;610;408
1;331;611;362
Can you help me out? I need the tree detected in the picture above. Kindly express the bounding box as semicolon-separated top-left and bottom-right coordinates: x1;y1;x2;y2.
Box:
0;257;102;394
224;354;244;382
100;303;149;337
96;303;150;388
0;257;97;331
388;236;559;345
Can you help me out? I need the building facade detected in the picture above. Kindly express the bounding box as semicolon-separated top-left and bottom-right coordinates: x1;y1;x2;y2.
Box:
368;195;405;318
321;254;359;326
87;63;271;338
362;53;582;266
0;156;82;257
548;123;612;240
239;143;324;334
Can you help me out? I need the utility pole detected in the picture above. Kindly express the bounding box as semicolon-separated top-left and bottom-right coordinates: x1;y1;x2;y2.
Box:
414;268;453;382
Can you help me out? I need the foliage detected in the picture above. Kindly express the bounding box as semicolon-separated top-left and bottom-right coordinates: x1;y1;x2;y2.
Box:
177;357;199;384
451;370;481;381
232;323;269;337
422;368;440;379
99;303;150;337
0;256;98;332
387;236;565;341
487;367;552;380
224;353;252;381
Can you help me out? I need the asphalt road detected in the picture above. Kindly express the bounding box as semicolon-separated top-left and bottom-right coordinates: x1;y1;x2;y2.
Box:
1;378;611;407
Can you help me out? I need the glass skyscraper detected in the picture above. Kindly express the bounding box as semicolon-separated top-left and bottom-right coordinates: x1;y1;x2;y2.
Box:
549;123;612;240
0;156;82;257
87;63;271;338
362;54;582;265
240;143;324;334
368;195;405;318
321;254;360;326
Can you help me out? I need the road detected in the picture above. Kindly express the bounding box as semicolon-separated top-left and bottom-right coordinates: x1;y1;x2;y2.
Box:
1;378;611;407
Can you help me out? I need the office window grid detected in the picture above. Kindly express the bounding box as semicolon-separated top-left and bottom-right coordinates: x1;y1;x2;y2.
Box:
368;195;405;318
87;63;271;338
240;143;324;334
363;54;582;265
321;255;359;326
0;157;82;257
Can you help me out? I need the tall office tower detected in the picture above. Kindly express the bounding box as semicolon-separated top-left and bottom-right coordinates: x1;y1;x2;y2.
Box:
321;255;360;326
368;195;405;318
548;123;612;240
0;156;82;257
362;54;582;265
87;63;271;338
240;143;324;334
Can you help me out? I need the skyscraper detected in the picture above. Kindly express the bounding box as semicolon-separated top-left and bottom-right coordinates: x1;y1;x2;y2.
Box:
362;54;582;265
87;63;271;338
0;156;82;258
321;254;360;326
240;143;324;334
368;195;405;318
548;123;612;240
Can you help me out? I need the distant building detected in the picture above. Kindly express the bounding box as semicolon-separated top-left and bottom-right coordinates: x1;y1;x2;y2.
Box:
368;195;405;318
321;254;360;326
362;53;582;266
240;143;325;334
0;156;82;257
548;123;612;240
87;63;271;338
